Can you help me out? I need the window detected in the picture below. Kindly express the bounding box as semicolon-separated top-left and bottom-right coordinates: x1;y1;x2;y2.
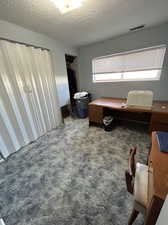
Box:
92;45;166;83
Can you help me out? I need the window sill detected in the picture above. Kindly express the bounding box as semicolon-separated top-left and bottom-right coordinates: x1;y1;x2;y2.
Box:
93;78;160;83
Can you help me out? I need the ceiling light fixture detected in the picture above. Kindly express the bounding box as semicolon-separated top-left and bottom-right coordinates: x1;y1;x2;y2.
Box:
50;0;84;14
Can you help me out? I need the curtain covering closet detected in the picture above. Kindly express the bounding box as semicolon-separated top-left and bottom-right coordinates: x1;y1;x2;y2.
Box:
0;40;61;158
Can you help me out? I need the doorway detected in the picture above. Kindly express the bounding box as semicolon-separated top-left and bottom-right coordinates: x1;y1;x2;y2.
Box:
64;54;78;117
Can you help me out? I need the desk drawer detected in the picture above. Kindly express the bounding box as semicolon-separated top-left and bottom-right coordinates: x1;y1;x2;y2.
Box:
150;122;168;132
151;113;168;124
89;105;103;124
150;113;168;132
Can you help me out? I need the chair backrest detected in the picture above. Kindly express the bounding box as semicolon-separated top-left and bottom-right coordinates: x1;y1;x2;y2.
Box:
128;147;137;177
125;147;137;194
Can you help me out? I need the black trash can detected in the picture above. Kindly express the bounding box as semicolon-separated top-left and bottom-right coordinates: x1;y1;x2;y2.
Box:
103;116;115;132
75;96;89;118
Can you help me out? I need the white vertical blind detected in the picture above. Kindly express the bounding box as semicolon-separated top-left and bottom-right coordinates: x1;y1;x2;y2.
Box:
93;45;166;74
0;40;61;158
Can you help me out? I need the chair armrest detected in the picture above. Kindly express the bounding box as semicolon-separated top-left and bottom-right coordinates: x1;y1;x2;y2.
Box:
125;170;134;194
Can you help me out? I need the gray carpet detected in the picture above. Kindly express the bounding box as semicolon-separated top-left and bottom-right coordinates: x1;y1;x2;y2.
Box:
0;118;150;225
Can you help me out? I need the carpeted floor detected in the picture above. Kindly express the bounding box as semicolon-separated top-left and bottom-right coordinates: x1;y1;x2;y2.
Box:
0;118;150;225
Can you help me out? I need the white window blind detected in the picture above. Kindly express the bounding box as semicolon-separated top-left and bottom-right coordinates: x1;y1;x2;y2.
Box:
92;45;166;82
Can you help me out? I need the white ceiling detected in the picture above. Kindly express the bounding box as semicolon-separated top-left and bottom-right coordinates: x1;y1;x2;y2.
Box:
0;0;168;47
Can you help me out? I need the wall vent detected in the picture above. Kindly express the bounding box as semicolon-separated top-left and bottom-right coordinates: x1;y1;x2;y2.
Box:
130;25;145;31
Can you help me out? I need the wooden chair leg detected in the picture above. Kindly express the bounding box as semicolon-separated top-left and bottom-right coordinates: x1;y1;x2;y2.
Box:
128;208;139;225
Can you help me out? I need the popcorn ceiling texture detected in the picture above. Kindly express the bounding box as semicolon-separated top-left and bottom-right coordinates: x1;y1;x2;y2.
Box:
0;118;150;225
0;0;168;46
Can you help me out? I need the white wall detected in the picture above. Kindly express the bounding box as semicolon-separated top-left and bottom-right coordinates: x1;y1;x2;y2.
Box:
0;19;77;107
78;23;168;101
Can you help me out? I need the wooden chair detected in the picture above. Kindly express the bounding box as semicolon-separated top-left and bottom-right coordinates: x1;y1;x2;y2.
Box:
125;147;149;225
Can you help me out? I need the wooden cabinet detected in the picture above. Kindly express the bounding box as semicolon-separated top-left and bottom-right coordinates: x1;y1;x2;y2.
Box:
145;132;168;225
150;113;168;132
150;133;168;175
151;113;168;124
89;105;103;124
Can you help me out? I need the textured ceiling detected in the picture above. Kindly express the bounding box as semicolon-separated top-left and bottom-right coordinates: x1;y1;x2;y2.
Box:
0;0;168;47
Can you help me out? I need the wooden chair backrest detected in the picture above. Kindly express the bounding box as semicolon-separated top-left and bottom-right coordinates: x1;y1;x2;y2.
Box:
128;147;137;177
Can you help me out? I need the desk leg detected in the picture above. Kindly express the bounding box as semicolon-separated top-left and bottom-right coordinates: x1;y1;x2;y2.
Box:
128;208;139;225
145;196;164;225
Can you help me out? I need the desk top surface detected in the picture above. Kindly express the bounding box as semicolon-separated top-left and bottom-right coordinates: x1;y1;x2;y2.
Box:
89;97;168;114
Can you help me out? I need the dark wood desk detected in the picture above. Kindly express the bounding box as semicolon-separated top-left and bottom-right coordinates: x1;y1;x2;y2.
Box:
89;98;168;132
145;132;168;225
